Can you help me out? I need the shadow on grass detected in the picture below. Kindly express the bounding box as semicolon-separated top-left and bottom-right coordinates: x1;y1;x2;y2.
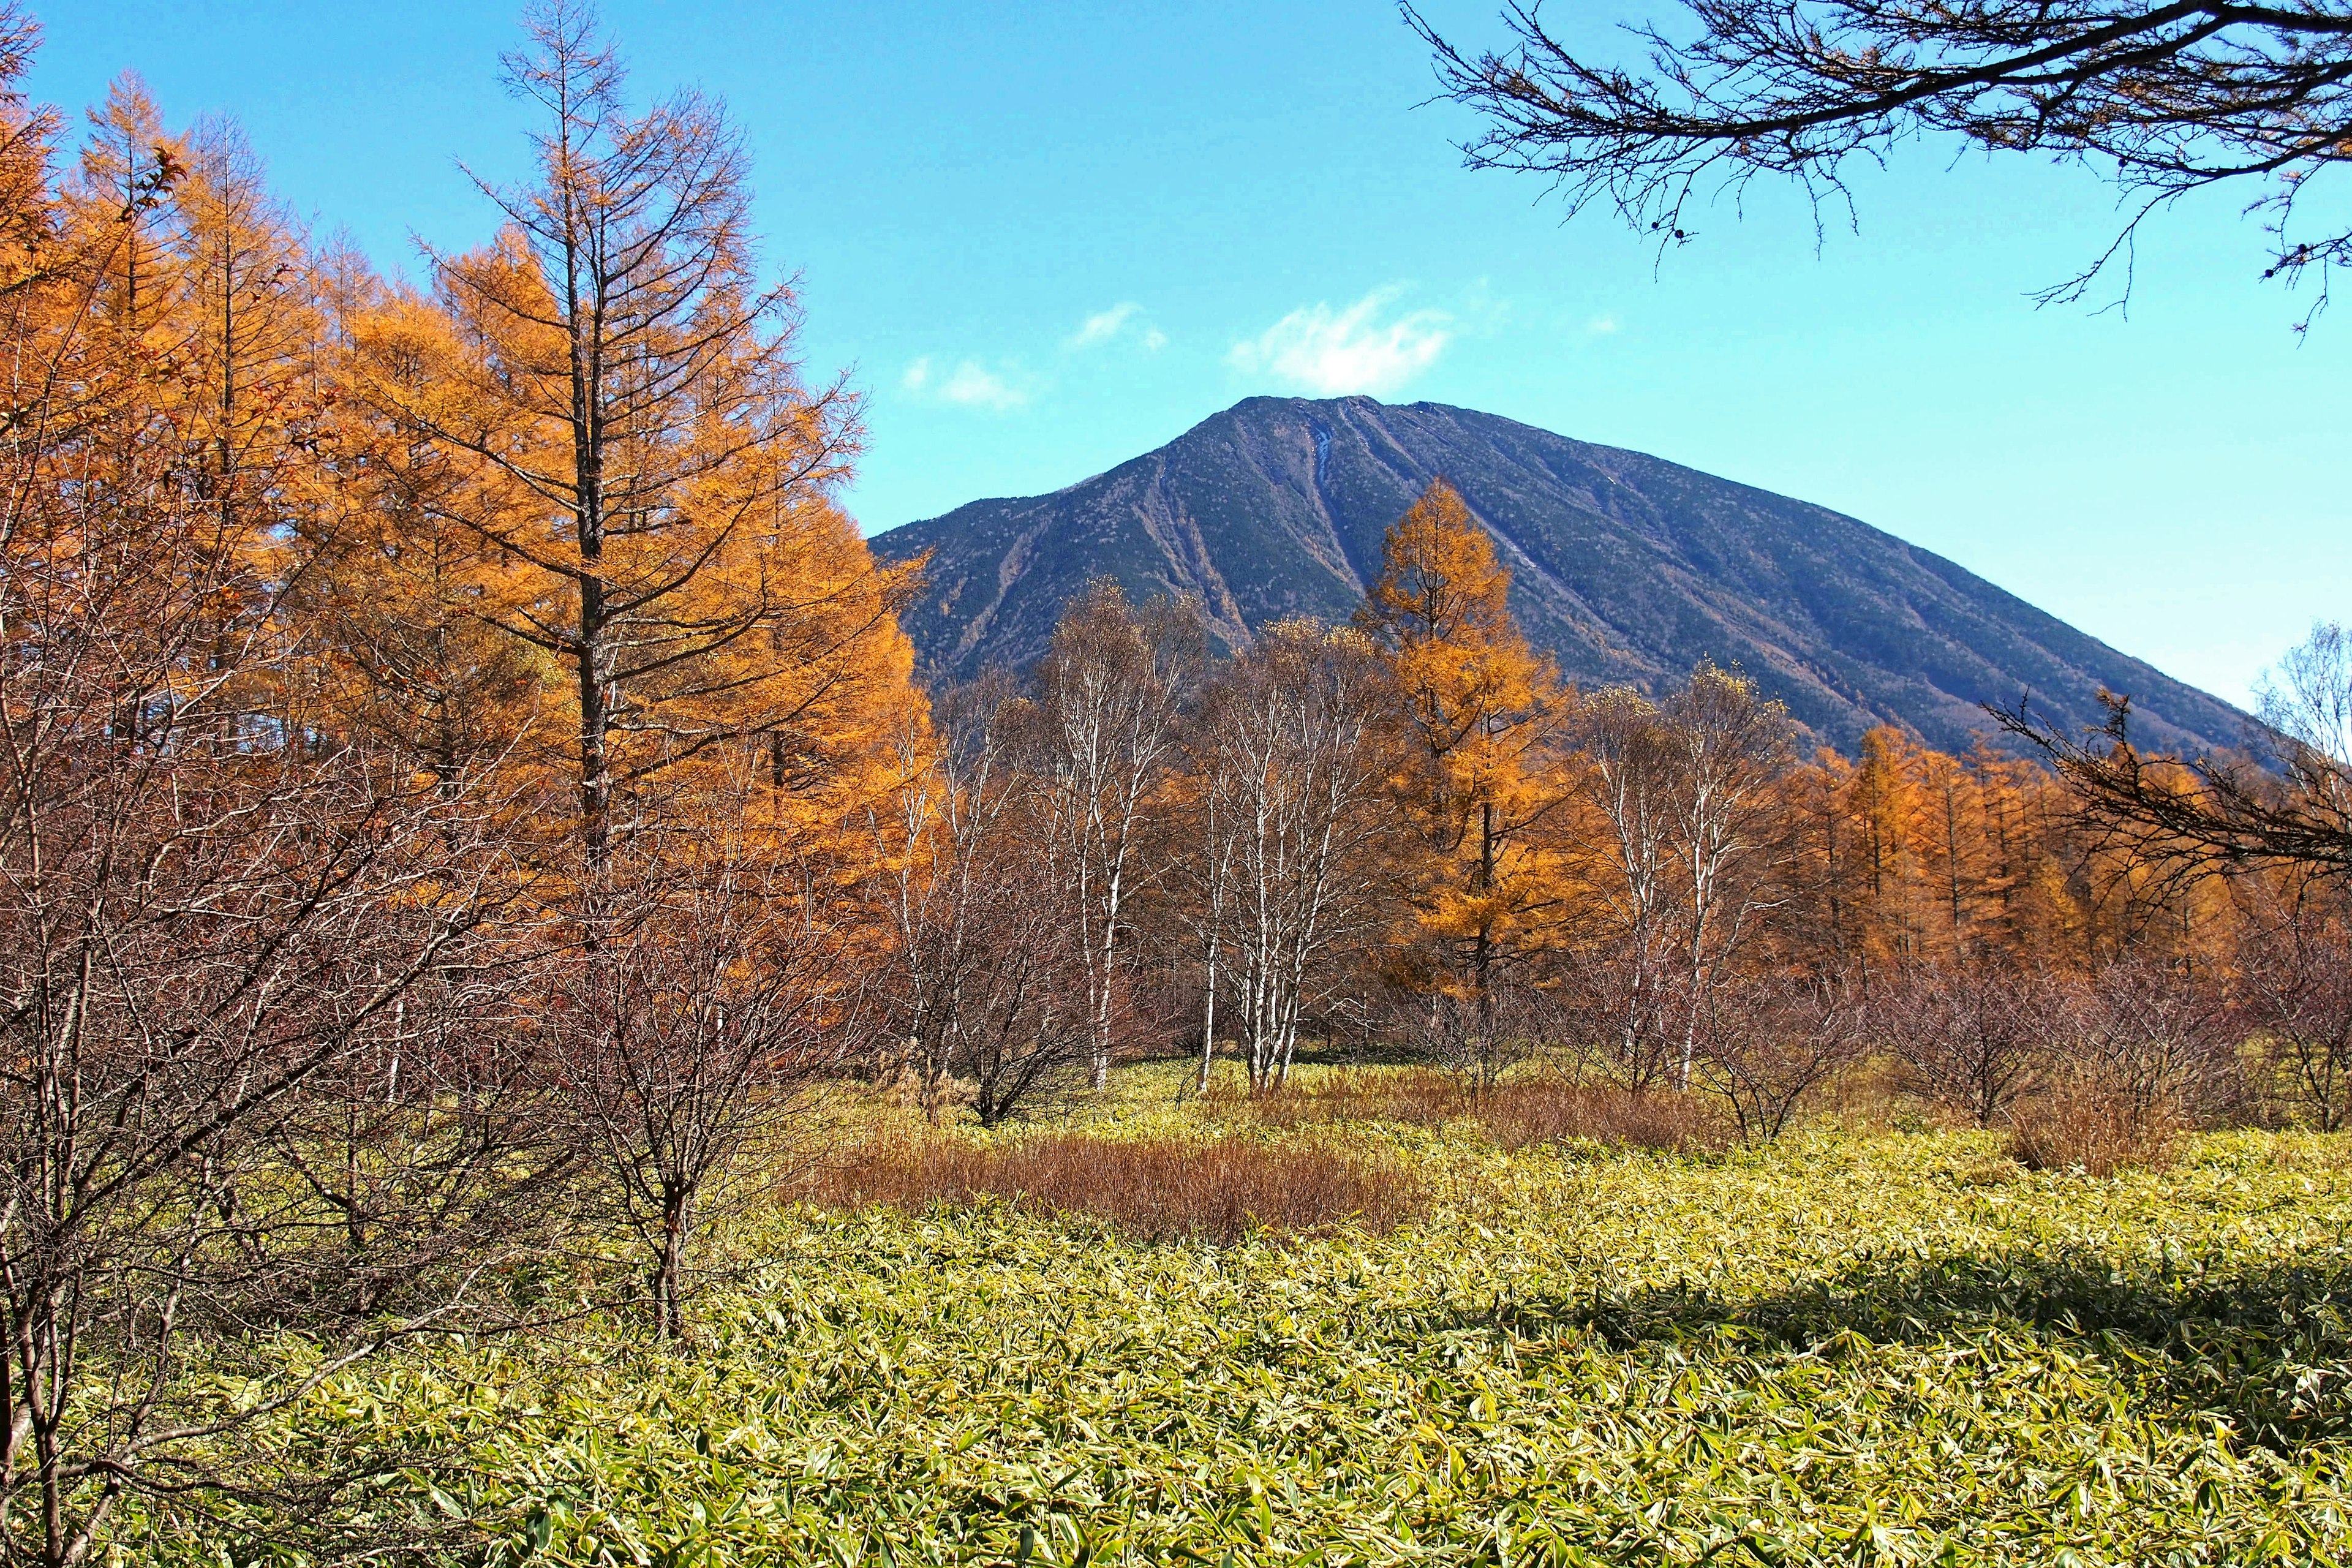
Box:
1479;1245;2352;1453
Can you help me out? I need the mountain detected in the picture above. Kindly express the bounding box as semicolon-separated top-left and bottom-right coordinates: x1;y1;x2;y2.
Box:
870;395;2248;755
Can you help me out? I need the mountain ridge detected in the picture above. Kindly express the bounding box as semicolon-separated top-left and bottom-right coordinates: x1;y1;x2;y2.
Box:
872;395;2248;756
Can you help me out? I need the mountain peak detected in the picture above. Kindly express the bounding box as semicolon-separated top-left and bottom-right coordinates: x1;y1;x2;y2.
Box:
872;396;2245;755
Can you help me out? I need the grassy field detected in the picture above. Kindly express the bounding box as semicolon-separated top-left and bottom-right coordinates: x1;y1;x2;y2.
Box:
129;1065;2352;1566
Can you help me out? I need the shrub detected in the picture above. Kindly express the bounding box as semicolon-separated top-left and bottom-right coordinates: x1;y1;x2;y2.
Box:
797;1131;1421;1243
1689;969;1866;1142
1203;1068;1722;1152
1872;962;2052;1128
1469;1079;1724;1151
2010;1065;2181;1175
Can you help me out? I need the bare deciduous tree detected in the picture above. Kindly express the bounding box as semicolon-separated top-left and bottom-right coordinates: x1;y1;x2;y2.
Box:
1689;968;1864;1142
1997;687;2352;888
1191;624;1407;1094
1567;665;1795;1090
0;88;565;1556
559;787;859;1340
1408;0;2352;314
867;678;1090;1127
1028;584;1200;1089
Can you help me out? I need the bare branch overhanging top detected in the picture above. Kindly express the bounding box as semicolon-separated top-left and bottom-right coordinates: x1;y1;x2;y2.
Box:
1406;0;2352;311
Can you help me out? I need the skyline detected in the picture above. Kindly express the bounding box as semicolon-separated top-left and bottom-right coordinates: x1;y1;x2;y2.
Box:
24;0;2348;709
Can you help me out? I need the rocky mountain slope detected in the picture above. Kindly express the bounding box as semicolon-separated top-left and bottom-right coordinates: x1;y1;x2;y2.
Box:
872;396;2247;754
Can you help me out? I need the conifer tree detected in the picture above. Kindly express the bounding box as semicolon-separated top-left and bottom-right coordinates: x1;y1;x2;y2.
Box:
358;1;919;862
1356;478;1567;1080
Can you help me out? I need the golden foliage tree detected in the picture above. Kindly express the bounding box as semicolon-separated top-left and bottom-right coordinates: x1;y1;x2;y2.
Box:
1356;478;1567;1073
354;1;921;861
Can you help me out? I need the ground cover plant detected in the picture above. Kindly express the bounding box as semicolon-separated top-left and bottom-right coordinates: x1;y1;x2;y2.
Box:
94;1061;2352;1567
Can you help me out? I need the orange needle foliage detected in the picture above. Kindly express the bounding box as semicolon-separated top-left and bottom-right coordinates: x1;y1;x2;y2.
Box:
1357;479;1571;1027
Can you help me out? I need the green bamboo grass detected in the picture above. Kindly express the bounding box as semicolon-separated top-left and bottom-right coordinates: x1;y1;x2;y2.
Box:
108;1080;2352;1566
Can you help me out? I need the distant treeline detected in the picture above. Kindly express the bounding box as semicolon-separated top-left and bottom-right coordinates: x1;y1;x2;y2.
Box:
888;480;2348;1148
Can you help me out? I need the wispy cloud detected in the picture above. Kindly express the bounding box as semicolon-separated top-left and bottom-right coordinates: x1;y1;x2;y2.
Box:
1066;301;1167;353
902;356;1032;413
1227;287;1452;395
1586;313;1620;336
940;362;1028;412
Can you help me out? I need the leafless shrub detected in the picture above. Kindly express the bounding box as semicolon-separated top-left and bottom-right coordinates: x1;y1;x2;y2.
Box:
1688;968;1866;1142
2011;1066;2180;1176
798;1133;1422;1243
2064;957;2240;1128
1872;962;2055;1128
1474;1080;1727;1152
2009;957;2234;1172
2234;888;2352;1130
1380;978;1553;1091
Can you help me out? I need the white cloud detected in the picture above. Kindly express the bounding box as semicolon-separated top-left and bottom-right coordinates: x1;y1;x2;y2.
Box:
1227;287;1452;395
900;356;932;391
1586;314;1620;336
1066;301;1166;353
1069;302;1139;349
935;360;1029;412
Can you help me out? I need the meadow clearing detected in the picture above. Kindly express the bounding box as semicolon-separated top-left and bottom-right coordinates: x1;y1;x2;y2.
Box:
116;1063;2352;1568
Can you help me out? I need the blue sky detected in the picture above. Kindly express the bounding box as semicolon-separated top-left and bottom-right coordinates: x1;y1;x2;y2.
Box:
28;0;2347;707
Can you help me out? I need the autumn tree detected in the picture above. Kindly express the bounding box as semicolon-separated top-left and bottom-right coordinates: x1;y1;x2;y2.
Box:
300;250;548;787
1356;478;1567;1081
358;1;914;862
0;48;564;1556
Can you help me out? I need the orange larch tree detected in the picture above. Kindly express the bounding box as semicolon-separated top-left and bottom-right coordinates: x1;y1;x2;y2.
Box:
355;1;920;864
1355;477;1569;1077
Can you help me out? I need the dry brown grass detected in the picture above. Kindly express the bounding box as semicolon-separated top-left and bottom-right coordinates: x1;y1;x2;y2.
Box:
1473;1080;1726;1152
2008;1071;2181;1176
795;1131;1423;1243
1204;1068;1722;1152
